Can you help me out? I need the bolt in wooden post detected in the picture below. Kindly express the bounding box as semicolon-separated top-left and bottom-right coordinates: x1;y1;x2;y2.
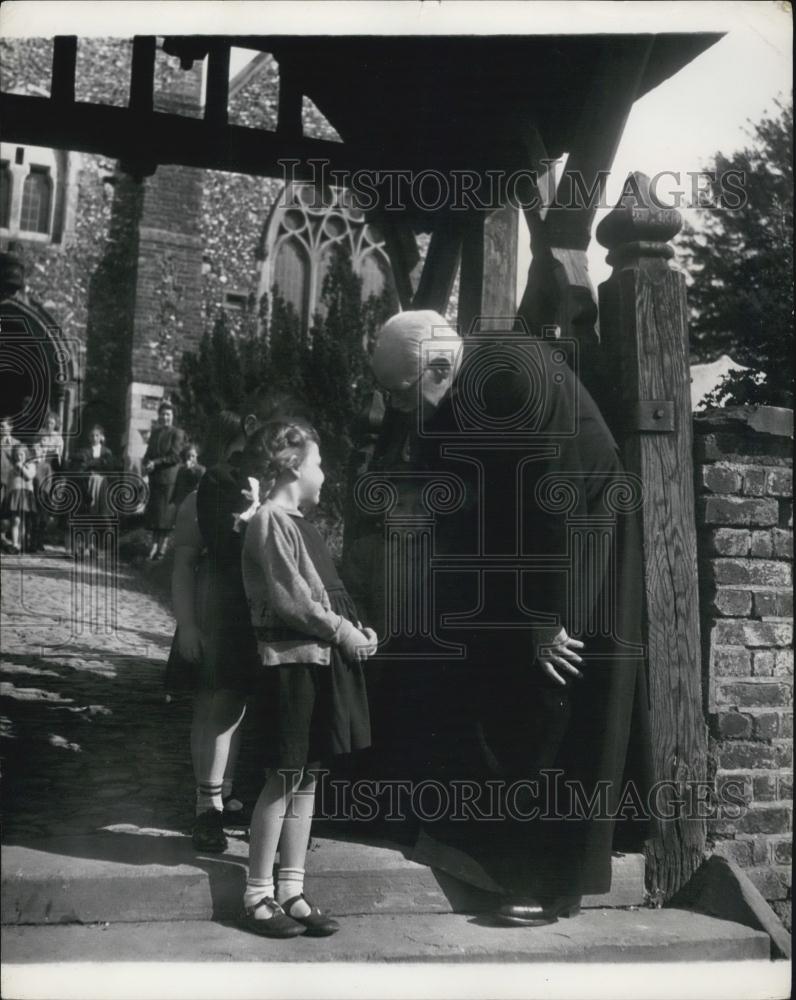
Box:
596;172;707;902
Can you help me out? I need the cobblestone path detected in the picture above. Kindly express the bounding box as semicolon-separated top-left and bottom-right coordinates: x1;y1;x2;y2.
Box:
1;547;197;841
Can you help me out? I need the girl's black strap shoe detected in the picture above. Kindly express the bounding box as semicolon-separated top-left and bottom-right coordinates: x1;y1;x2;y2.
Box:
240;896;307;938
280;893;340;936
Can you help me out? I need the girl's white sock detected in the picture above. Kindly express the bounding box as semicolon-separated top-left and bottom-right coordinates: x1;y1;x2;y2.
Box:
244;876;275;918
276;866;310;917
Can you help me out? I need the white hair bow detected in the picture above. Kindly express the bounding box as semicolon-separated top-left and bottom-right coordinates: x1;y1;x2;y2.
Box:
232;477;261;534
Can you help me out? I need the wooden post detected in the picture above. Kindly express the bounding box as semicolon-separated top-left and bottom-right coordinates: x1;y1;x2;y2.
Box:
457;205;518;335
457;212;484;334
596;172;707;902
411;215;462;315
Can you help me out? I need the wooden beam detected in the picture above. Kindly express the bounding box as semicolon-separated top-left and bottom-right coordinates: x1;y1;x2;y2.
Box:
0;92;496;186
51;36;77;105
374;216;421;310
277;61;303;141
517;38;653;345
545;37;654;250
204;43;230;127
411;216;462;315
129;36;156;114
0;92;360;179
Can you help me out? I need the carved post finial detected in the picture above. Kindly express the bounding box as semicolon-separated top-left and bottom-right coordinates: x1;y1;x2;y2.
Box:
596;172;682;269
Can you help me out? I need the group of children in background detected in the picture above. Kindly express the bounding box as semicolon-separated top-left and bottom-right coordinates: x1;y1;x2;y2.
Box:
1;412;64;554
0;406;204;558
166;391;378;940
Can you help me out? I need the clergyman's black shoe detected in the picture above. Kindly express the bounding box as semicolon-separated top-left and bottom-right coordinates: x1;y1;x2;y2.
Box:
494;894;582;926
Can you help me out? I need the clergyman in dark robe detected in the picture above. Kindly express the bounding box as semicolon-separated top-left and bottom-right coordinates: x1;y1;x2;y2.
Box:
362;309;657;926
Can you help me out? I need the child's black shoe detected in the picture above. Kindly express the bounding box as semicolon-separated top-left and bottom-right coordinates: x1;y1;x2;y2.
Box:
239;897;307;938
280;893;339;936
191;808;227;853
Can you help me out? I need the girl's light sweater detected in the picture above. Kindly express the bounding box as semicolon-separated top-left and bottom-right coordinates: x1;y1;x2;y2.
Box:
241;499;358;666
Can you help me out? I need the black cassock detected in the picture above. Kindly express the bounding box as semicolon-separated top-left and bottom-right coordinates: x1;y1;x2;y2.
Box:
385;338;657;898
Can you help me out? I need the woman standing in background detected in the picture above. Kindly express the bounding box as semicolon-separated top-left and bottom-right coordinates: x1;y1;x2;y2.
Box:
143;400;185;561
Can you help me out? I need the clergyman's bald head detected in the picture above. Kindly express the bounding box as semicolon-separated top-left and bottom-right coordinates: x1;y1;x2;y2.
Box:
370;310;462;393
370;310;463;413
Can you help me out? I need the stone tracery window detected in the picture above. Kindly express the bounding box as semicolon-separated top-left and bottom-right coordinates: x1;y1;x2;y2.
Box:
259;183;396;334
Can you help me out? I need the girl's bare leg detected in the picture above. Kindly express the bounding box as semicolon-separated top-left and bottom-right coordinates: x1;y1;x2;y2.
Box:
275;766;318;918
194;690;245;814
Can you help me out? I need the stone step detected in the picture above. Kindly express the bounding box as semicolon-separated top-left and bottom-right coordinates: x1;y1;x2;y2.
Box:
2;830;644;926
1;910;773;966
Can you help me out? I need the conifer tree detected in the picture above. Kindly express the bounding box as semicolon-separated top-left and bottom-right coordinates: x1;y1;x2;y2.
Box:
677;97;793;406
178;243;397;551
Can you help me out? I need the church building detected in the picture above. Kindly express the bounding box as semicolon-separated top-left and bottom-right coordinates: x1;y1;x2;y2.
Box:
0;38;398;468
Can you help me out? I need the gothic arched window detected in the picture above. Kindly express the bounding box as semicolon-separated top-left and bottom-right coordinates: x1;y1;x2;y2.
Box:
0;144;74;244
20;166;52;234
258;184;397;335
272;236;311;331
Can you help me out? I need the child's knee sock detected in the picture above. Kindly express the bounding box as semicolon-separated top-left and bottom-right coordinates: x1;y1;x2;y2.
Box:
196;781;223;815
244;875;275;911
276;866;307;915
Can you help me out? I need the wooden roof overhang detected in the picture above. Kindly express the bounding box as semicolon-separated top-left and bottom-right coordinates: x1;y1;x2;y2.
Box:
1;33;721;225
1;32;722;323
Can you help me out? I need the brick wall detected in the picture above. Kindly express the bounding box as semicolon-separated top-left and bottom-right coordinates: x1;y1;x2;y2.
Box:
695;406;793;930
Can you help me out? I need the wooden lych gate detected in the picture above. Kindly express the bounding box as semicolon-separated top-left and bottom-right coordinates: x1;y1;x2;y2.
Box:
0;31;723;900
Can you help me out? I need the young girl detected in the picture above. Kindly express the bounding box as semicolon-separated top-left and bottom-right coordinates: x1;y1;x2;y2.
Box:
6;444;38;553
240;420;377;938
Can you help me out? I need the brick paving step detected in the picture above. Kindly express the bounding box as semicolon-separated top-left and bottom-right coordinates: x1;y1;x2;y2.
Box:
1;909;773;965
1;833;644;925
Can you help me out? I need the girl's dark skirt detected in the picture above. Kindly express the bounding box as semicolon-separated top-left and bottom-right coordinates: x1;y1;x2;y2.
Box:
6;489;36;514
164;562;259;694
255;587;372;772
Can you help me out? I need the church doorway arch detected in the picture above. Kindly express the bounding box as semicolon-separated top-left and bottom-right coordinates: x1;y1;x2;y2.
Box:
0;294;79;456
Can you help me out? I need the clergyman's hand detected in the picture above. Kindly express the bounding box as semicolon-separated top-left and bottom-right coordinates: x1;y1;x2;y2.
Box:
536;628;585;686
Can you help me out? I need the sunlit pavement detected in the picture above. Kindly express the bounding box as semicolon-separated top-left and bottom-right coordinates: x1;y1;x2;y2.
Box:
1;547;192;839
